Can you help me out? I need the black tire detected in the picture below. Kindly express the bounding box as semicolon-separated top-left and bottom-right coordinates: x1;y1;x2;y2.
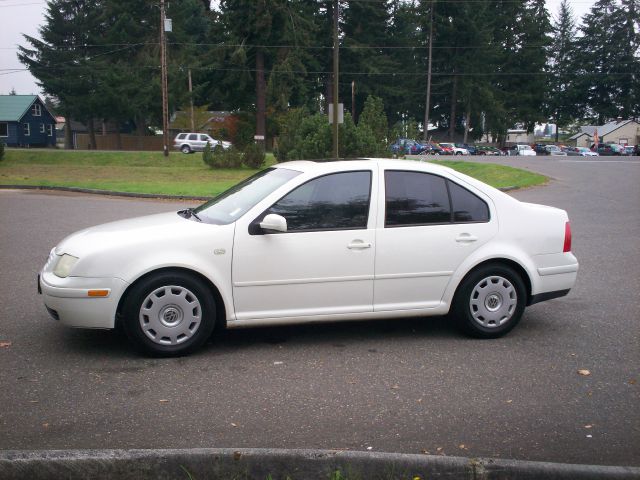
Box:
451;264;526;338
122;271;216;357
180;145;191;154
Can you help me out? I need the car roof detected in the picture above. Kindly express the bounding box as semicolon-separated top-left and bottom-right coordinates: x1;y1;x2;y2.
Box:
274;158;457;176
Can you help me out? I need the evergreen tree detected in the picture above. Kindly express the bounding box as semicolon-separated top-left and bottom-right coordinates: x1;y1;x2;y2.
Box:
217;0;317;145
548;0;578;140
341;0;398;122
18;0;103;148
574;0;639;122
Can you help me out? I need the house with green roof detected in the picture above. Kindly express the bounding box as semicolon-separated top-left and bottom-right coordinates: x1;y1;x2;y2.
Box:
0;95;56;147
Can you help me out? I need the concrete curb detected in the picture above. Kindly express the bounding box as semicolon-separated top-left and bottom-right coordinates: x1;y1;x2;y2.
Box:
0;184;209;201
1;449;638;480
0;183;518;200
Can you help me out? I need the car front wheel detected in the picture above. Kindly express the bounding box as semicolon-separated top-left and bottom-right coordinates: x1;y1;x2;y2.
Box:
122;271;216;356
452;264;526;338
180;145;191;154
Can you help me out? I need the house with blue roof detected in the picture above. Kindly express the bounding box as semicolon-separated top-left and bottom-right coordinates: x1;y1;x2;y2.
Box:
0;95;56;147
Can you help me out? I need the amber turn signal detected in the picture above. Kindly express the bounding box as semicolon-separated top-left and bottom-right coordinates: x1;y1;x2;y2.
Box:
87;290;109;297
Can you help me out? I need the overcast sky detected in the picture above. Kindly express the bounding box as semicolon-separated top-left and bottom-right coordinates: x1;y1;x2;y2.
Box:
0;0;598;97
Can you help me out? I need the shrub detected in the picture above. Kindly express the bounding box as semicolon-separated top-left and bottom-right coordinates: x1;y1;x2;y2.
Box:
217;147;243;168
243;143;265;168
202;143;243;169
202;142;214;168
357;95;389;156
0;142;5;161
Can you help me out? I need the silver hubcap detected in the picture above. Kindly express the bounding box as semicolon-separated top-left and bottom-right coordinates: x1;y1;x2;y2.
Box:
469;276;517;328
139;285;202;345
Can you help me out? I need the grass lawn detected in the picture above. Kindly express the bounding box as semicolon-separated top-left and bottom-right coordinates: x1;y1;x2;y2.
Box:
0;149;546;197
429;159;547;189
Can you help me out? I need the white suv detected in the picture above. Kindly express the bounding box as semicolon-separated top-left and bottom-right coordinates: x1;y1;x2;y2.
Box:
174;133;232;154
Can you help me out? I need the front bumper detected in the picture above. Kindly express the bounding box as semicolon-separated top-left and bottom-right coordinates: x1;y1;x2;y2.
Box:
38;272;129;329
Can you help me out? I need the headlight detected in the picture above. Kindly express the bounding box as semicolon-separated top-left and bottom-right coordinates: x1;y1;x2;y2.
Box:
53;254;79;278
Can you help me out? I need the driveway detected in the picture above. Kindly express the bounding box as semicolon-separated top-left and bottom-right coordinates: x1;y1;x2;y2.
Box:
0;156;638;466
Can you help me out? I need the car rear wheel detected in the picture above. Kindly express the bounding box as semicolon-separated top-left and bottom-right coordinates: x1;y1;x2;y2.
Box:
122;271;216;356
180;145;191;154
452;264;526;338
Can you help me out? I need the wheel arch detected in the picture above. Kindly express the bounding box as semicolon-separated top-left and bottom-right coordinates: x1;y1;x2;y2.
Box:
450;258;533;307
115;266;227;331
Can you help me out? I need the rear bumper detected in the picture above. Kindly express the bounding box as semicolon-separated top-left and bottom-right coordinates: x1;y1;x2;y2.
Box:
528;289;571;306
39;272;128;329
530;252;578;303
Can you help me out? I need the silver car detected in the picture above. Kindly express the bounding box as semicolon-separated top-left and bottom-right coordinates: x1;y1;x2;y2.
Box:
174;133;232;154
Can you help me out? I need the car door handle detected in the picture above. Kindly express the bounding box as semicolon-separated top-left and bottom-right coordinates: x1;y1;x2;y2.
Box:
347;241;372;250
456;234;478;243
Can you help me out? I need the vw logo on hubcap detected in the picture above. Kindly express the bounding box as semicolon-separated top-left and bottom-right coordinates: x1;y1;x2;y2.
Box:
160;306;182;327
485;294;502;311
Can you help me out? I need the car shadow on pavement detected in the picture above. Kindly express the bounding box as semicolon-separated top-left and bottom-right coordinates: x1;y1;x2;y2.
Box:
56;315;460;358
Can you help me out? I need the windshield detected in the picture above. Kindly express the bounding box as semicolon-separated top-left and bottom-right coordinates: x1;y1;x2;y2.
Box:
192;167;301;225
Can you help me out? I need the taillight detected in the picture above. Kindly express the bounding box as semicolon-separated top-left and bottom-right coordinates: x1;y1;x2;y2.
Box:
563;221;572;252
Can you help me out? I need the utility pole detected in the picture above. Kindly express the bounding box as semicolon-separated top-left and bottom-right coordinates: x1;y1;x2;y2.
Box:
423;0;435;141
332;0;339;160
351;80;355;120
160;0;169;157
188;68;195;131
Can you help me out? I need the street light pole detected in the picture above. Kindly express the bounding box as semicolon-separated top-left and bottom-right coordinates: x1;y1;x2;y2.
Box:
423;0;435;141
160;0;169;157
332;0;339;160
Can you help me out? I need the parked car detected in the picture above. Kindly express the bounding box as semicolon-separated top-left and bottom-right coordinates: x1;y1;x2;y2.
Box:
390;138;430;155
533;144;549;155
544;145;567;156
592;143;624;155
563;146;599;157
174;133;232;154
440;142;469;155
533;144;566;156
421;143;447;155
38;159;578;356
437;143;455;155
504;144;536;156
476;146;501;156
456;143;478;155
622;146;635;156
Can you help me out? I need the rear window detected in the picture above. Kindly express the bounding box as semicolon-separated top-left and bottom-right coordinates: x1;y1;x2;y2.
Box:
176;133;186;140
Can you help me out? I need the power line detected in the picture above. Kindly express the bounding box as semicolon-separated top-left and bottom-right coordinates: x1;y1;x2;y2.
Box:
4;65;637;76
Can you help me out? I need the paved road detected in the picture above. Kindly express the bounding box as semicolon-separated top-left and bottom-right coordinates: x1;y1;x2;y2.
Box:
0;156;638;466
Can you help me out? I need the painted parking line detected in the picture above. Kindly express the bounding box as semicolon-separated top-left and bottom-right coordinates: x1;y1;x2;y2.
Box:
559;159;640;164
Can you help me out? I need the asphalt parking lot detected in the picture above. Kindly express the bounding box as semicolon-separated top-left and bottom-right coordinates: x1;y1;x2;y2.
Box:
0;156;638;466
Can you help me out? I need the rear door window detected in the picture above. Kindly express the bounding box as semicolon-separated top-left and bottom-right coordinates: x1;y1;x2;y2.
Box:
384;171;451;226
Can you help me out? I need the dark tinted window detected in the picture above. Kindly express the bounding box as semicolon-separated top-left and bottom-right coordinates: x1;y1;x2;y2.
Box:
188;134;198;140
385;171;450;226
266;171;371;231
200;135;209;141
448;180;490;222
0;123;8;137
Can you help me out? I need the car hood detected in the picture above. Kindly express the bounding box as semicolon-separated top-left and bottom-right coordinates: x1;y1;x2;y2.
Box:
55;212;217;258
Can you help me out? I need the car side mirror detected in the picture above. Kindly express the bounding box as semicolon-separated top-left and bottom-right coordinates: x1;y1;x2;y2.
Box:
259;214;287;233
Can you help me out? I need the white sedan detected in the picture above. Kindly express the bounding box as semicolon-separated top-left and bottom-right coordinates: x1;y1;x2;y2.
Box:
39;159;578;356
